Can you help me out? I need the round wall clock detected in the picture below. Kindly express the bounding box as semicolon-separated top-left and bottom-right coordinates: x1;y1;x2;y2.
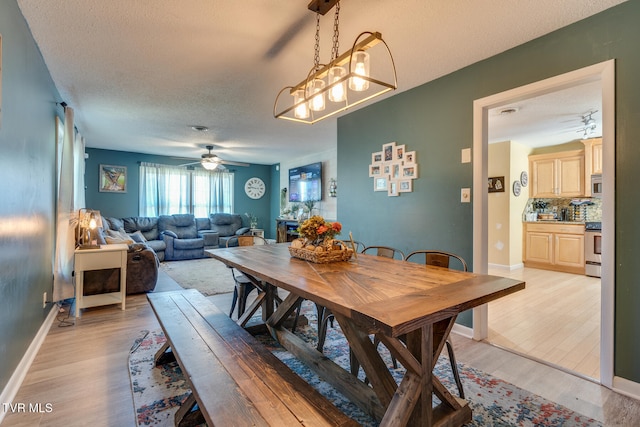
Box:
520;171;528;187
513;180;522;196
244;177;266;199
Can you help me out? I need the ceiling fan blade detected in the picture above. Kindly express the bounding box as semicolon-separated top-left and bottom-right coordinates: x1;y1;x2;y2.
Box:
220;160;250;167
178;161;200;167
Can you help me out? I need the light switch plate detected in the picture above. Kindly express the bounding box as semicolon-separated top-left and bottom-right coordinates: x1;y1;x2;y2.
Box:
461;148;471;163
461;188;471;203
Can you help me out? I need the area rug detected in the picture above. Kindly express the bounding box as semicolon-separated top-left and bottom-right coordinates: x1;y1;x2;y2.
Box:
159;258;235;296
129;301;603;427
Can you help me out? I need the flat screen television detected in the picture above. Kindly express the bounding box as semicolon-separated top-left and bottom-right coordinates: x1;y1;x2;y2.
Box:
289;162;322;202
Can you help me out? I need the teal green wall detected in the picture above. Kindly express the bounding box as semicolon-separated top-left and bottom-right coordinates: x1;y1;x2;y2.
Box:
0;0;61;390
338;1;640;382
84;148;274;237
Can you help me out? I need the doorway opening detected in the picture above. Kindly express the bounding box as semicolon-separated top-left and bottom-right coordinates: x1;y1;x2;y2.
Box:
471;60;615;386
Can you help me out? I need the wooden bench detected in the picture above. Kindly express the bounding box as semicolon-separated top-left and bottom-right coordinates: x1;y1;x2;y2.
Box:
147;289;357;427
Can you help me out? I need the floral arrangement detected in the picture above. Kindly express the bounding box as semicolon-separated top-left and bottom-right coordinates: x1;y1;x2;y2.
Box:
244;212;258;228
297;215;342;245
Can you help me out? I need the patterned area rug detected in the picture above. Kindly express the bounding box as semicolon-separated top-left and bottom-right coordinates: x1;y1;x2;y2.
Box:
128;301;603;426
159;258;235;296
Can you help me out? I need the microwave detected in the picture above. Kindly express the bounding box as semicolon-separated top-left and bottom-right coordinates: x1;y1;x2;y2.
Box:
591;174;602;197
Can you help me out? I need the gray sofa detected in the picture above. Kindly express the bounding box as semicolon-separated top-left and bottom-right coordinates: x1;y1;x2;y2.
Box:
101;213;250;262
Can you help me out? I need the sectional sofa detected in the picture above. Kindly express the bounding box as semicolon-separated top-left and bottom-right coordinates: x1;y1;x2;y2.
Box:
100;212;250;262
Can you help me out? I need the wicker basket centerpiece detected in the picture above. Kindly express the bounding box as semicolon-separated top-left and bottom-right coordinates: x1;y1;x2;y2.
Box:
288;216;353;263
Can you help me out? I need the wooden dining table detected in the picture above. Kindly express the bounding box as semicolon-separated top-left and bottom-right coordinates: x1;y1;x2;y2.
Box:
207;243;525;427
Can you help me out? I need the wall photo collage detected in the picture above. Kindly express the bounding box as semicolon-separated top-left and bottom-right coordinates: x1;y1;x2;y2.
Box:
368;141;418;197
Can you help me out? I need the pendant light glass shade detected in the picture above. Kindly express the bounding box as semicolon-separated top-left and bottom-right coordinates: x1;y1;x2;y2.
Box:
293;89;309;119
328;66;347;102
349;50;370;91
307;78;326;111
274;32;396;124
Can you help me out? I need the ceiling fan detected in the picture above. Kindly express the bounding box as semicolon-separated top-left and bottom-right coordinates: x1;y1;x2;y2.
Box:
179;145;249;170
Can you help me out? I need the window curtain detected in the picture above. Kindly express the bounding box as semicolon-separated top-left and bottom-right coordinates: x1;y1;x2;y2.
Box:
140;163;234;217
53;107;82;302
192;169;234;216
139;163;190;216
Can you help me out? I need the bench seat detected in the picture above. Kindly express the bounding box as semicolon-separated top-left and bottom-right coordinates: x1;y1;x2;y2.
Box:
147;289;357;427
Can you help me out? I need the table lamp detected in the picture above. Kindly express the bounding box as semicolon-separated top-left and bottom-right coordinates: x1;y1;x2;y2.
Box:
77;208;103;249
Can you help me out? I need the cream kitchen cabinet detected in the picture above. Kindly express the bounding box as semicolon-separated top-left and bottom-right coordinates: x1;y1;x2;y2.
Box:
582;137;602;196
524;222;585;274
529;149;585;198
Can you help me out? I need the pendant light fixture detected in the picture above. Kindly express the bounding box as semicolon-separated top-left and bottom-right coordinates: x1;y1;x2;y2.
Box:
274;0;397;124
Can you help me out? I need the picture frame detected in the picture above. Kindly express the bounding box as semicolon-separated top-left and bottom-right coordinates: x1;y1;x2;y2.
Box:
369;164;381;177
394;144;405;161
372;151;383;163
99;164;127;193
374;176;388;192
404;151;416;164
382;142;396;162
488;176;505;193
383;163;391;175
402;164;418;179
391;162;402;179
398;179;413;193
388;180;399;197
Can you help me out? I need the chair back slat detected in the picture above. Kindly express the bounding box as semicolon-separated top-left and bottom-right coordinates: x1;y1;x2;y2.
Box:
363;245;405;260
406;250;467;271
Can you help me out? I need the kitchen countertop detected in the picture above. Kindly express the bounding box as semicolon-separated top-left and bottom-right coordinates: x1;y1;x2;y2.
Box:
523;220;585;224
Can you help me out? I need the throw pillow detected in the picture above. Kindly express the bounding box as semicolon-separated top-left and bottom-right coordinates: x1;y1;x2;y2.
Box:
128;230;147;243
106;229;134;245
235;227;250;236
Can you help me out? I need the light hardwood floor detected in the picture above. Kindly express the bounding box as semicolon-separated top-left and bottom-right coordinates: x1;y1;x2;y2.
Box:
3;271;638;426
487;266;601;379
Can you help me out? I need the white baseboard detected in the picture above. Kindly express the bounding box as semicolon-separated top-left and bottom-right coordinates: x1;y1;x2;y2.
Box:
488;263;524;271
0;306;57;424
452;323;474;339
612;376;640;401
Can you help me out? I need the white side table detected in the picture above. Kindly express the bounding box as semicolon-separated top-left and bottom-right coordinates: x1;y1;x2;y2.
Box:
250;228;264;238
74;243;128;317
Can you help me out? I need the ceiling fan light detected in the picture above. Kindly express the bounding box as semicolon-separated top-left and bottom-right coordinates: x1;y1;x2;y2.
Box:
307;78;326;111
349;50;370;92
293;89;309;119
201;160;218;170
328;66;347;102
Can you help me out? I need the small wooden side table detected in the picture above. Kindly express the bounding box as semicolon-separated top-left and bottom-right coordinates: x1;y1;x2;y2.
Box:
74;243;128;317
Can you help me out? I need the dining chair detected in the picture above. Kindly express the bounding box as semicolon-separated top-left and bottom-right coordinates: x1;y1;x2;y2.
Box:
338;239;365;253
405;249;468;399
226;235;269;319
362;245;406;260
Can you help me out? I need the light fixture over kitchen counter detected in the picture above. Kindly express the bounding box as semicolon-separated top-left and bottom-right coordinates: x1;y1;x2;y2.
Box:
273;0;397;124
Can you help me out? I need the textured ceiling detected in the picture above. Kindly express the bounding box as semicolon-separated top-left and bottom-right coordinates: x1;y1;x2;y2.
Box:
17;0;623;164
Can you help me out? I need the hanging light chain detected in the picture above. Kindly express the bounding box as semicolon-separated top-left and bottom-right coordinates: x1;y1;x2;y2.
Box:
331;2;340;62
314;12;321;72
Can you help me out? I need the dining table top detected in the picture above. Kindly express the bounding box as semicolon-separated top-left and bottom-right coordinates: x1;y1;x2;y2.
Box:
206;243;525;338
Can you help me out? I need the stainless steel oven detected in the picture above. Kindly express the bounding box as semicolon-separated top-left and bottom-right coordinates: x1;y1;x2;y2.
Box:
585;222;602;278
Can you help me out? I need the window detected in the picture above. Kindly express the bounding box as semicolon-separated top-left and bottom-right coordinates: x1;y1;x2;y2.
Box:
139;163;234;217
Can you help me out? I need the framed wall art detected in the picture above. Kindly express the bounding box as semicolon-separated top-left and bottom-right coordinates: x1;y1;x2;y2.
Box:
368;141;419;197
374;176;388;192
99;164;127;193
488;176;505;193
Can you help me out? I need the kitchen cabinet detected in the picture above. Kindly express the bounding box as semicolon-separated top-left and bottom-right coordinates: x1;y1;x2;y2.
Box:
524;222;585;274
582;137;602;196
529;149;584;198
